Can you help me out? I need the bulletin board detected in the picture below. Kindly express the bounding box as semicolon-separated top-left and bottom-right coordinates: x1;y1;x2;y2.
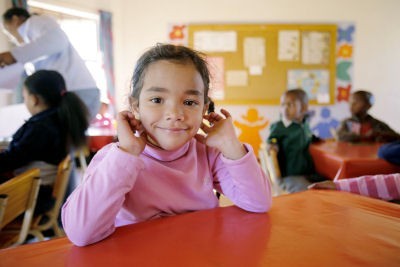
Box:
188;24;337;105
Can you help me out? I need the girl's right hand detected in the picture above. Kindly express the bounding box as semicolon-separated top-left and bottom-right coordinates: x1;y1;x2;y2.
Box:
116;111;147;156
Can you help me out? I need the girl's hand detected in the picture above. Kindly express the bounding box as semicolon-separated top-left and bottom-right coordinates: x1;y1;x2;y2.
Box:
201;108;246;160
116;111;146;156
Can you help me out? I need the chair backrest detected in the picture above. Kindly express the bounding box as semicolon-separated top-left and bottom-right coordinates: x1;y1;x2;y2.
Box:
259;143;286;196
28;155;72;241
49;155;72;219
0;168;41;245
0;195;8;227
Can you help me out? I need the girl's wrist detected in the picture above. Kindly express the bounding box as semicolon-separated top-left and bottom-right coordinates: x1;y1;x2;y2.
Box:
219;139;247;160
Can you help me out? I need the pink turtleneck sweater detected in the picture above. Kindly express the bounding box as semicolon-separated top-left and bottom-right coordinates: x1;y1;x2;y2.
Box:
62;139;272;246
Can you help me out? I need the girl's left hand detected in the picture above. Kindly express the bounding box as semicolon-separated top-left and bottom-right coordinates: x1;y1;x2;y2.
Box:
201;108;246;160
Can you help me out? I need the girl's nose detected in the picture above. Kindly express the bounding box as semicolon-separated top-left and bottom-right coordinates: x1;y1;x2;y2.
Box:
165;105;184;121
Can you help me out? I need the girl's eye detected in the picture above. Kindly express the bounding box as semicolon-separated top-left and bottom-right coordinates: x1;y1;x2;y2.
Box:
184;100;198;106
150;97;162;104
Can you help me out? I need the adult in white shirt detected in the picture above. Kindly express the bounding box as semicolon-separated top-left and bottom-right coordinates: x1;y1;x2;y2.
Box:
0;7;100;119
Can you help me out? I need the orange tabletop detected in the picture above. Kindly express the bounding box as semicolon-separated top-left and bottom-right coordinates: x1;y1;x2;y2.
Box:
1;190;399;267
309;141;400;180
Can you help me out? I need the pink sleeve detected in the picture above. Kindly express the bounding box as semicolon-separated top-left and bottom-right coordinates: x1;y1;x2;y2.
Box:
212;144;272;213
61;143;145;246
334;173;400;201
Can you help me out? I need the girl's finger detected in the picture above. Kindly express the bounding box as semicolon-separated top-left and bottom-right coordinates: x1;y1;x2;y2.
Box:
200;122;211;133
220;108;231;118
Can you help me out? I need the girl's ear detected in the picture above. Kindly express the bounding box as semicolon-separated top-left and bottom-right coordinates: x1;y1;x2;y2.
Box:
129;97;140;119
32;94;41;106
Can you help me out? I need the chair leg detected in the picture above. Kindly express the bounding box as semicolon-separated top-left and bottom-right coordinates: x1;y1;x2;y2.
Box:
28;229;45;242
53;224;65;237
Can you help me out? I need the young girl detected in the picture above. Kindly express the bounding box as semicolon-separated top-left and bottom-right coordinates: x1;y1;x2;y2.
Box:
62;44;272;246
0;70;89;213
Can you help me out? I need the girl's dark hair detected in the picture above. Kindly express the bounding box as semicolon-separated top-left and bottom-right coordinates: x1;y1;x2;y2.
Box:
3;7;30;21
131;43;210;104
24;70;89;149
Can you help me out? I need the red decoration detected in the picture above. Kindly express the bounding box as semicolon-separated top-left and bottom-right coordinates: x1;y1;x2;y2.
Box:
169;25;186;40
337;84;351;102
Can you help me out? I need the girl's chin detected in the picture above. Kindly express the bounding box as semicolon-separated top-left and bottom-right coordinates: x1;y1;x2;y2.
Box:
145;135;190;151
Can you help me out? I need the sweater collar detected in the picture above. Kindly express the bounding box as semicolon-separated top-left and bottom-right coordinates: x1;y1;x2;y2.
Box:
142;139;192;162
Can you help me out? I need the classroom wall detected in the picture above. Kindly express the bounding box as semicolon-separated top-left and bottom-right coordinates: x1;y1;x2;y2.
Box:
0;0;399;133
110;0;400;133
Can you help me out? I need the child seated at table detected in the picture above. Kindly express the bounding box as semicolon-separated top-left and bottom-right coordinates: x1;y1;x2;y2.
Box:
62;44;272;247
267;88;325;193
336;90;400;143
0;70;89;214
308;173;400;201
378;140;400;166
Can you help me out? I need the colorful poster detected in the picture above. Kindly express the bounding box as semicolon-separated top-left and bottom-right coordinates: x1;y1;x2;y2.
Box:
302;31;330;65
278;30;300;61
287;69;330;103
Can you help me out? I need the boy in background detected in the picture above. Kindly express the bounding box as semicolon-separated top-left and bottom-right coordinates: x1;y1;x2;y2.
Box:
267;88;324;193
337;90;399;143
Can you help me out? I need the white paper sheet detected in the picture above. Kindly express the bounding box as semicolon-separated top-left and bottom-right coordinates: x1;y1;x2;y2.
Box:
302;31;331;65
226;70;248;87
243;37;265;75
278;30;300;61
193;31;237;52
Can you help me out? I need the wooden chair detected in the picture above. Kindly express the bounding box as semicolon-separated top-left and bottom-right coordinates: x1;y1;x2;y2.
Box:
28;155;72;241
0;168;41;248
259;143;287;196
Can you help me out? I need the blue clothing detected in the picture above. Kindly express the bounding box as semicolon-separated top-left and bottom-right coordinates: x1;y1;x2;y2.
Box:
378;141;400;166
0;108;67;173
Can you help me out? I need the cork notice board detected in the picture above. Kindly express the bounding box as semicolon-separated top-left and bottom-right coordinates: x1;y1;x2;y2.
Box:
188;24;337;105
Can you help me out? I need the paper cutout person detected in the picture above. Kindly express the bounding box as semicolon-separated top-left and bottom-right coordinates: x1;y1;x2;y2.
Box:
233;108;269;155
311;107;339;139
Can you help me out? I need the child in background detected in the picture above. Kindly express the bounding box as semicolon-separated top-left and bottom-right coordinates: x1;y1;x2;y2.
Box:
308;173;400;201
62;44;272;247
267;88;324;193
0;70;89;214
337;90;400;143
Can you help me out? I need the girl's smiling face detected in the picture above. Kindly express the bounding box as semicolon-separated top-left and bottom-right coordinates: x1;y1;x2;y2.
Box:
131;60;208;151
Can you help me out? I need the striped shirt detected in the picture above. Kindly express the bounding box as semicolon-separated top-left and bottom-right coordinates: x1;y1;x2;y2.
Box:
335;173;400;201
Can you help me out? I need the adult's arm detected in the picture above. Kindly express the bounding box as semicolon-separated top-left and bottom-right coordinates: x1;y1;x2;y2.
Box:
11;27;69;63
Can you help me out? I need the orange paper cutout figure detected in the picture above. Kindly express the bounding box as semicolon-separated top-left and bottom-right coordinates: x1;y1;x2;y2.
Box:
234;108;269;155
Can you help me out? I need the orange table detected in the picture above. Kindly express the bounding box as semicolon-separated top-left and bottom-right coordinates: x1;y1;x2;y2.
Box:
0;190;399;267
309;141;400;180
